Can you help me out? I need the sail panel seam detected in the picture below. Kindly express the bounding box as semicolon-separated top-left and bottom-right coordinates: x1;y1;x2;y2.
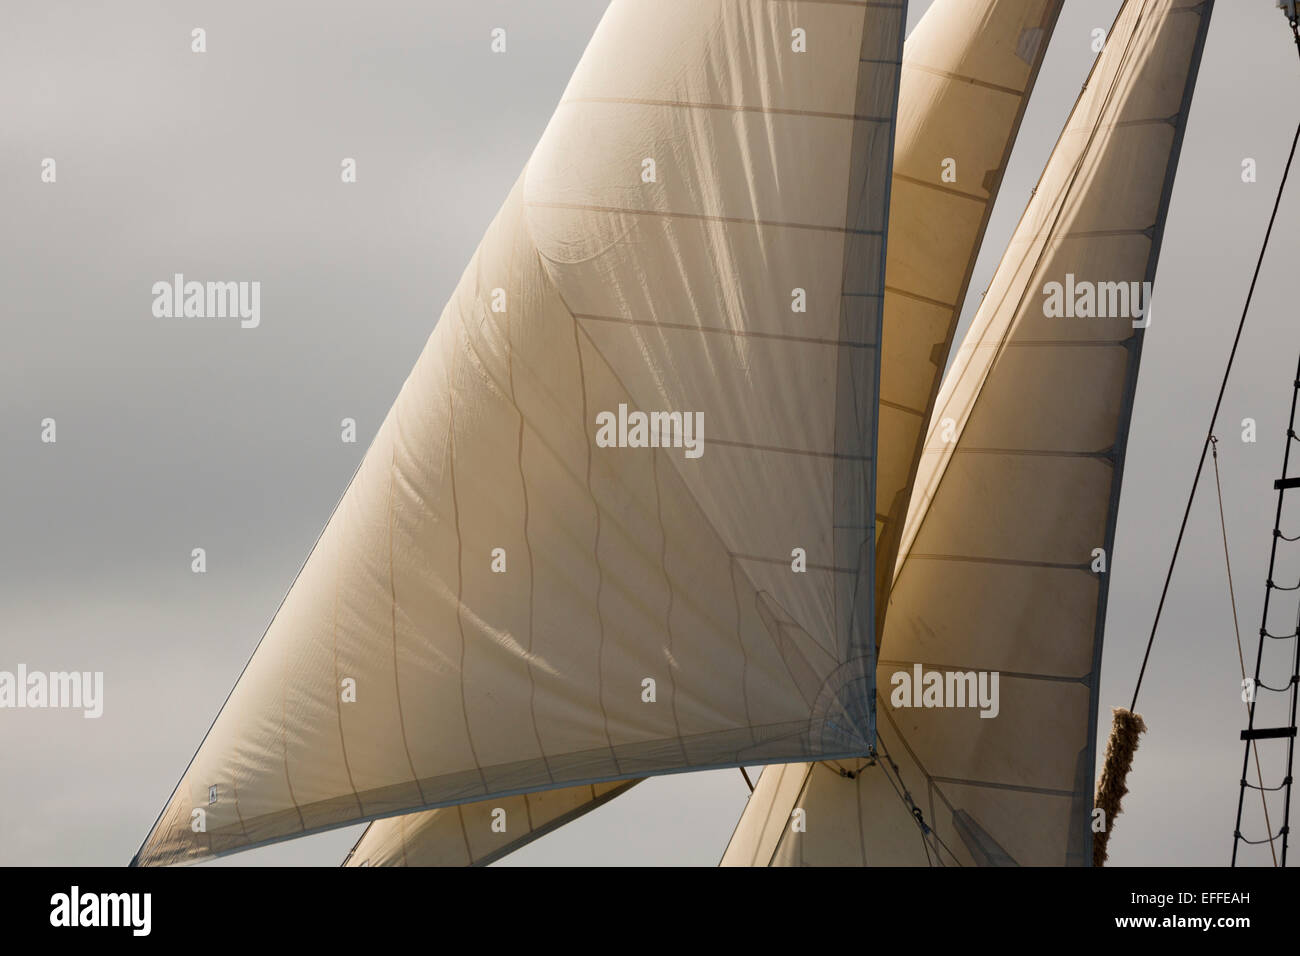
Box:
559;95;892;124
900;62;1024;97
523;200;883;236
574;312;875;348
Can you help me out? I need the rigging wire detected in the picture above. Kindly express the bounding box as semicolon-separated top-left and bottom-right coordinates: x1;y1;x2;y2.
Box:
1129;113;1300;713
1211;435;1278;865
918;824;934;867
870;751;940;866
871;742;963;866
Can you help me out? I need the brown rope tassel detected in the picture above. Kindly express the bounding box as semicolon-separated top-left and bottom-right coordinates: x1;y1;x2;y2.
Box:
1093;707;1146;866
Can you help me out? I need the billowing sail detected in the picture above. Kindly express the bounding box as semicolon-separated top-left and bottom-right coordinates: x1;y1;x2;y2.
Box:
873;0;1062;640
722;0;1215;867
342;0;1063;868
134;0;907;866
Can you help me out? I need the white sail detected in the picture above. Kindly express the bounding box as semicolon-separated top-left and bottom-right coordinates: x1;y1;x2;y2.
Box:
134;0;906;866
722;0;1215;867
344;0;1062;867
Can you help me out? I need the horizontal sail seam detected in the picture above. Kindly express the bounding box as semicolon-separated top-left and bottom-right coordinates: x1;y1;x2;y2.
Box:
878;659;1090;684
930;775;1076;799
884;284;958;311
906;554;1092;571
880;398;925;417
709;437;873;460
559;96;892;124
523;200;883;236
944;447;1113;460
733;553;858;574
574;312;876;348
900;62;1023;96
892;172;990;204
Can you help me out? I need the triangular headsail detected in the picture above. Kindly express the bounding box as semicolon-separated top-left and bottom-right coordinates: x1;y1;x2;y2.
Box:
134;0;908;866
722;0;1215;867
344;0;1062;867
341;781;637;867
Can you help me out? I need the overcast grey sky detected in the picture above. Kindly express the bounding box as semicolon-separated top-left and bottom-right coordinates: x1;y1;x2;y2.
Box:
2;0;1298;866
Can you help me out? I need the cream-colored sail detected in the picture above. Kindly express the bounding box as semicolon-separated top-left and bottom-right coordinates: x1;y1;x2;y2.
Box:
341;781;637;867
722;0;1215;867
134;0;906;866
343;0;1062;868
873;0;1062;640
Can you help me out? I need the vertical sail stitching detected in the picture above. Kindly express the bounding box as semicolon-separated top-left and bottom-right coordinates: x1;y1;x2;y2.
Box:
504;219;555;788
652;452;691;765
280;629;306;831
730;557;757;747
455;804;472;864
564;291;622;775
448;328;489;794
389;446;428;804
331;515;363;814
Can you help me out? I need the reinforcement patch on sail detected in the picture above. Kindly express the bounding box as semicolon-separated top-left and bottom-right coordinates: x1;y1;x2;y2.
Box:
343;0;1062;867
722;0;1215;867
133;0;906;866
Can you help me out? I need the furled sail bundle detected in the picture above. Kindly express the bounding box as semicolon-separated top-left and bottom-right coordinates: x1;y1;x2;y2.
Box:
723;0;1215;867
134;0;907;866
344;0;1062;868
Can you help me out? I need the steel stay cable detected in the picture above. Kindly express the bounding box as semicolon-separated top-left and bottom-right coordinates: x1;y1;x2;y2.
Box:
1130;114;1300;712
